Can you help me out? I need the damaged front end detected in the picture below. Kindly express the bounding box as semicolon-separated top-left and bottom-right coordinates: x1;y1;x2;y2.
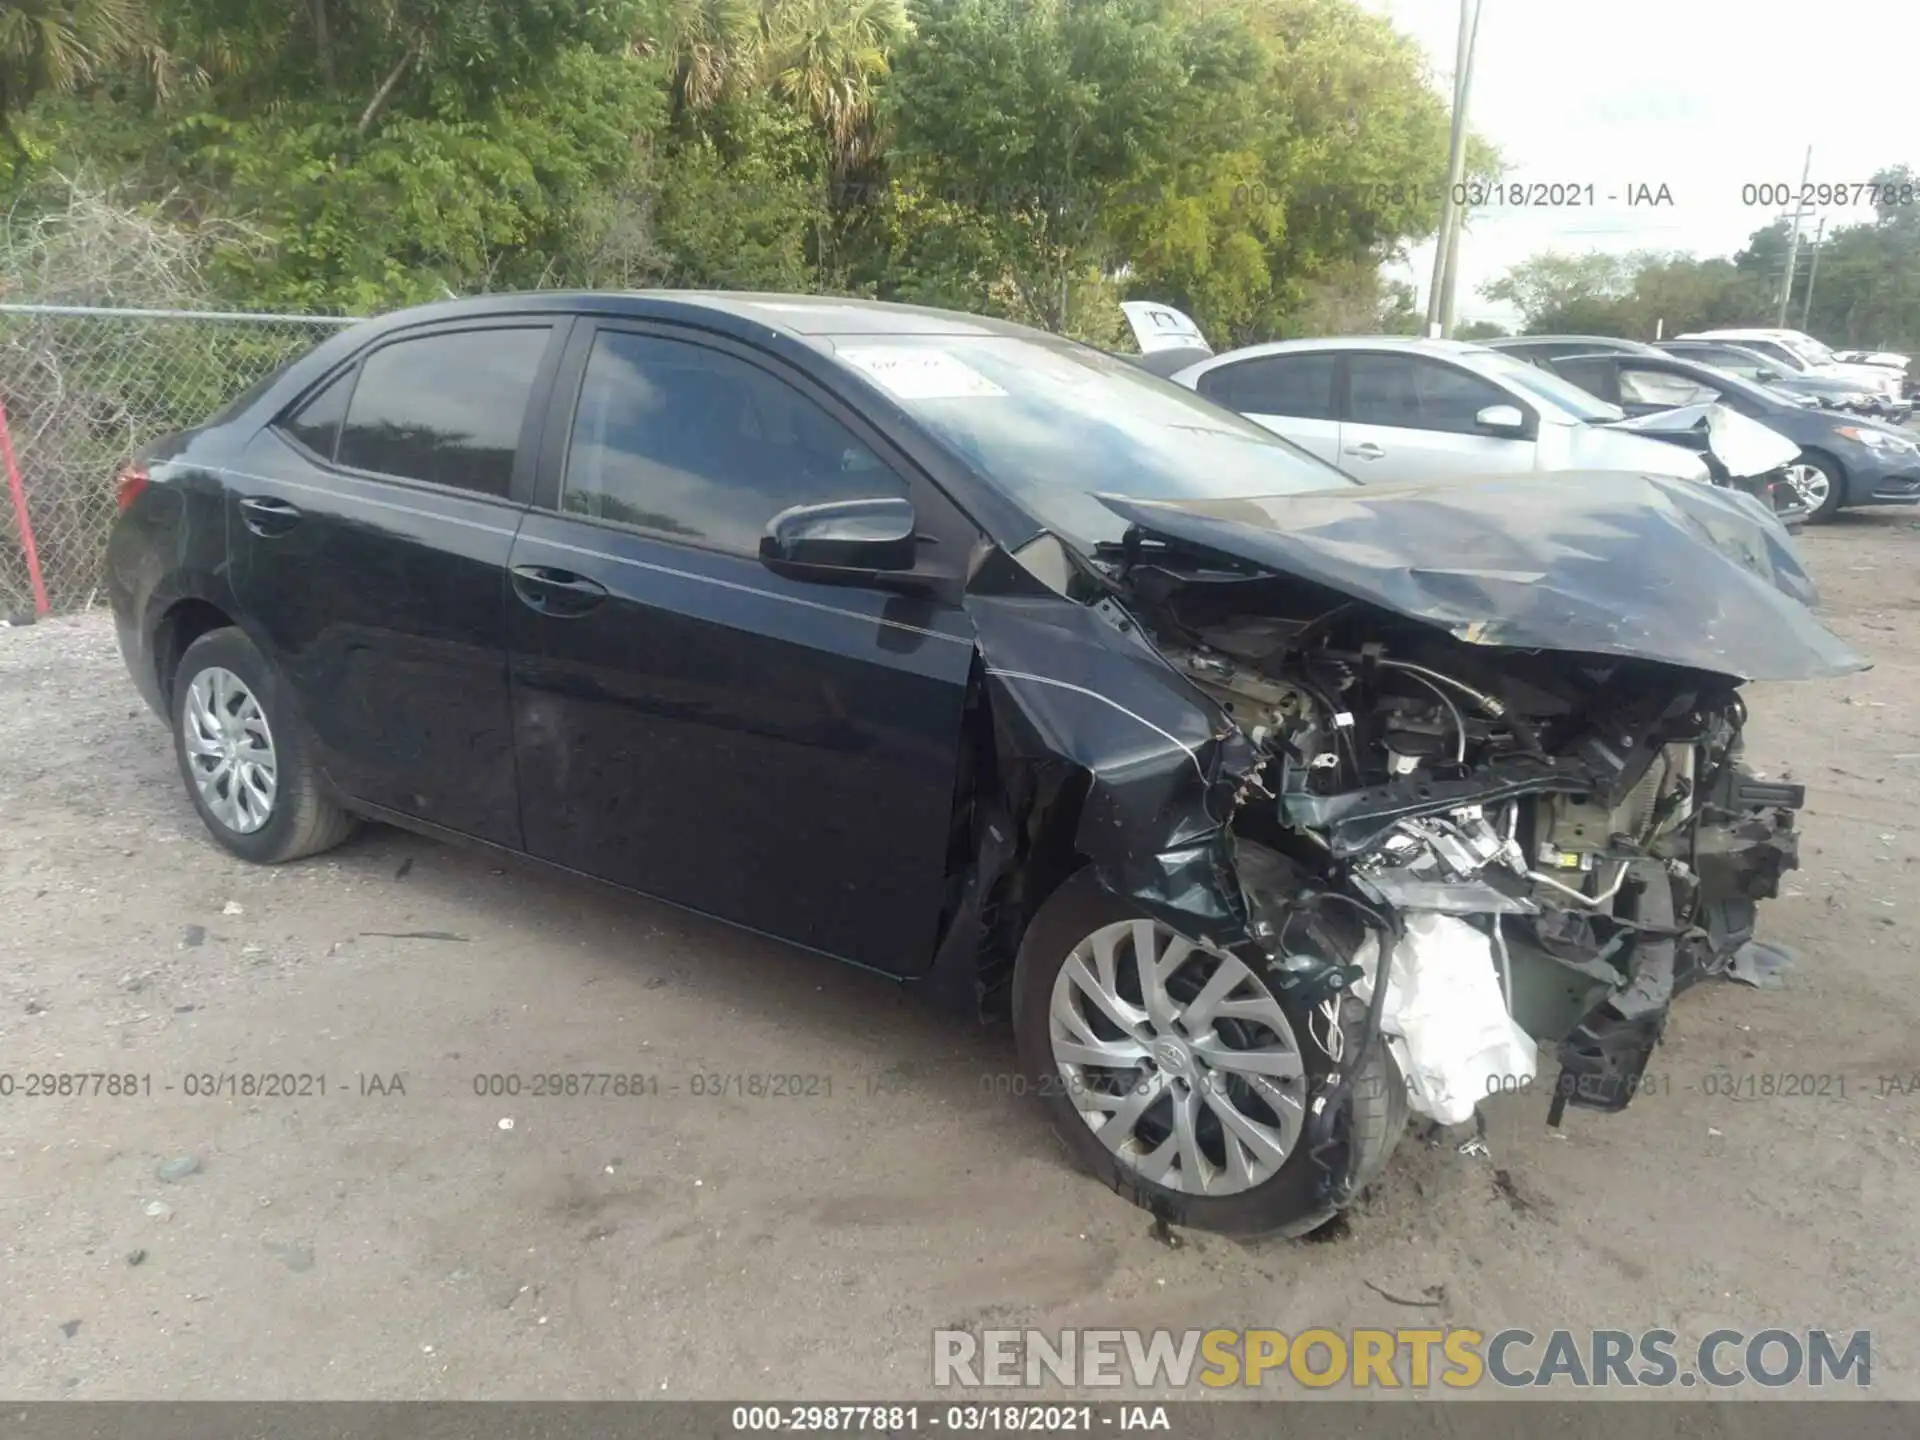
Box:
1604;401;1811;524
967;472;1865;1215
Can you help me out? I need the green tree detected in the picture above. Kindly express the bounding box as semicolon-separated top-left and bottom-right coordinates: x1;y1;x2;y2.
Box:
1482;251;1640;335
762;0;907;178
652;0;761;115
650;87;826;290
1795;166;1920;350
0;0;155;148
1623;253;1766;336
1487;174;1920;352
1113;0;1478;346
885;0;1192;333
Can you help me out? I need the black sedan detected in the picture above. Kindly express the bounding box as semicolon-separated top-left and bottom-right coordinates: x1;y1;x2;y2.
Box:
108;292;1855;1237
1522;348;1920;521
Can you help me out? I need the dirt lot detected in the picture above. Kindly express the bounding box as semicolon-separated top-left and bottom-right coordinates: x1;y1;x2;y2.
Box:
2;512;1919;1401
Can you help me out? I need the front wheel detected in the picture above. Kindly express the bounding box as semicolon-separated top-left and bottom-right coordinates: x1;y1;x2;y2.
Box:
1784;453;1844;522
1012;869;1406;1238
171;627;357;864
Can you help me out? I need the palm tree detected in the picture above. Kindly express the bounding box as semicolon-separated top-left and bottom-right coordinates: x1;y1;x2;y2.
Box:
652;0;762;117
759;0;909;178
0;0;155;127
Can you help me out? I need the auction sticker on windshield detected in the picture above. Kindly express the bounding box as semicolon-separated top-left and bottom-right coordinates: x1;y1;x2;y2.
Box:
837;346;1008;400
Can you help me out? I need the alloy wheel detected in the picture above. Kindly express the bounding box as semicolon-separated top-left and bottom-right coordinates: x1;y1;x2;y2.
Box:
182;666;279;834
1048;919;1307;1197
1782;462;1830;510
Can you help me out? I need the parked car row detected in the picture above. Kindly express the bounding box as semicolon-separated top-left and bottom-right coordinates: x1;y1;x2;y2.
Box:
1673;329;1912;418
1484;333;1888;415
1487;339;1920;522
1833;347;1917;398
1120;307;1919;525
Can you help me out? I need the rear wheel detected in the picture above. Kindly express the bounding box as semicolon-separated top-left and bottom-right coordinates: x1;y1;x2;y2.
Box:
171;628;357;864
1012;868;1406;1238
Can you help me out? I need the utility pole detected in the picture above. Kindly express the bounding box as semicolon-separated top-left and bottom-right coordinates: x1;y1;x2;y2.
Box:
1799;216;1826;331
1775;145;1813;326
1425;0;1481;337
1435;0;1483;337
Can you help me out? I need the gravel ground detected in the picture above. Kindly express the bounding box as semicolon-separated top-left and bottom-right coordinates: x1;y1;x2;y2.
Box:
2;511;1918;1401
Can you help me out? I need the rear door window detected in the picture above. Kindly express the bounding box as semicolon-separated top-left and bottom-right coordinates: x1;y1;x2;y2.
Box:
1199;354;1339;420
1348;354;1508;434
336;327;553;495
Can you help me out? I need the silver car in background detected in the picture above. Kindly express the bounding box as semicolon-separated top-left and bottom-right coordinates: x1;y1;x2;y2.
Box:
1676;329;1910;417
1653;339;1888;414
1166;336;1715;486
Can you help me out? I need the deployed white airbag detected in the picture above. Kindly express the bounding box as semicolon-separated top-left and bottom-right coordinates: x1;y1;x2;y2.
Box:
1355;913;1537;1126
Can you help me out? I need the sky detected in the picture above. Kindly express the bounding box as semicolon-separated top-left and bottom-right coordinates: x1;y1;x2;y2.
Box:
1362;0;1920;328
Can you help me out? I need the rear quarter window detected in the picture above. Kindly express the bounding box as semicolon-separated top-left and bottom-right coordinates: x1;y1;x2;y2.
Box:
273;367;355;462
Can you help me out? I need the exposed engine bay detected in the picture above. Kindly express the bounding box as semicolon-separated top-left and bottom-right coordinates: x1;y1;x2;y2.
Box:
1091;528;1806;1192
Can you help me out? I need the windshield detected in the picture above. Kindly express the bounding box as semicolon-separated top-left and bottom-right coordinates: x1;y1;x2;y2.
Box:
1786;335;1836;365
1457;347;1626;421
1744;340;1807;371
821;332;1356;549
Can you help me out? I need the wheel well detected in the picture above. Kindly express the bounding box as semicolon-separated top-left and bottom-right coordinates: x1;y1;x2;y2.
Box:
1797;446;1844;480
153;598;235;707
978;764;1091;1020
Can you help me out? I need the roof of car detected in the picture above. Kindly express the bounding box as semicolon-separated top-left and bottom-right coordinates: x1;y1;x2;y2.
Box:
648;291;1052;337
347;289;1059;343
1178;335;1497;366
1659;339;1773;355
1487;334;1656;347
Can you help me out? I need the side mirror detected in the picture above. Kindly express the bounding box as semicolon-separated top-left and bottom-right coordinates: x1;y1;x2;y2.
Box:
1475;403;1528;436
1755;368;1779;382
759;496;919;582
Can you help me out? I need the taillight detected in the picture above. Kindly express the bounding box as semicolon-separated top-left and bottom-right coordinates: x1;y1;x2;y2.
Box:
116;465;149;512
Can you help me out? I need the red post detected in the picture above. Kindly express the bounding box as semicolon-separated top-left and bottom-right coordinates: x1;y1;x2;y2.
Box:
0;397;50;615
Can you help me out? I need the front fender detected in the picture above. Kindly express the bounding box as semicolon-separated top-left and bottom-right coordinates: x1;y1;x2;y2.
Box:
964;577;1259;944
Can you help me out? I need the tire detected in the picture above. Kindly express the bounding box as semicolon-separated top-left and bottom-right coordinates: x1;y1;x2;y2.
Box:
1012;867;1407;1239
1787;451;1845;523
170;627;357;864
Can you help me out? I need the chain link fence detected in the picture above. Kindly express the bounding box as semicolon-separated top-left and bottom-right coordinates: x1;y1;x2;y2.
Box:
1;304;361;616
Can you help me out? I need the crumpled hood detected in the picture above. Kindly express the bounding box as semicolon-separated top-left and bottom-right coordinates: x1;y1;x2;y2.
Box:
1098;471;1870;681
1603;402;1800;479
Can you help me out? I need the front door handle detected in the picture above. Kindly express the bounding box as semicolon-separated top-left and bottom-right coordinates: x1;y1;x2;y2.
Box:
1344;442;1386;460
239;495;302;536
511;563;609;617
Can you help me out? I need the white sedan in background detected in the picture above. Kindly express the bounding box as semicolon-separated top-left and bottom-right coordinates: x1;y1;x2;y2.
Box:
1163;335;1716;486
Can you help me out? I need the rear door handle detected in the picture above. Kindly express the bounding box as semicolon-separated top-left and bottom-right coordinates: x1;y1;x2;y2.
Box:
510;563;609;617
239;495;302;536
1344;443;1385;460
